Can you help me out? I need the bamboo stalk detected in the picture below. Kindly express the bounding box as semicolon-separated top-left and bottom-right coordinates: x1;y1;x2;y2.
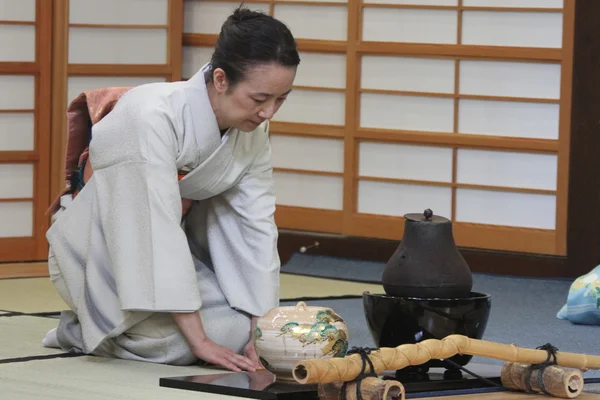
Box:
318;377;405;400
501;362;584;399
292;335;600;385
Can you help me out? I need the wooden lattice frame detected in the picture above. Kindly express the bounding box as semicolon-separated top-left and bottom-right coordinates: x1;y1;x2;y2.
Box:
49;0;185;202
0;0;52;264
184;0;574;256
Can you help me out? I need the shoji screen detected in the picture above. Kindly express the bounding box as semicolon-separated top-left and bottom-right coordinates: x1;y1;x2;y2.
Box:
182;0;349;233
50;0;184;200
183;0;573;256
0;0;51;262
352;0;572;255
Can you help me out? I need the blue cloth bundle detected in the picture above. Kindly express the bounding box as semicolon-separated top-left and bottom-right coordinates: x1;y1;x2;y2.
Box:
557;265;600;325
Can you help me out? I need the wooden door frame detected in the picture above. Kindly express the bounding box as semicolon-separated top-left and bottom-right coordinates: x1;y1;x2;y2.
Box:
1;0;185;278
49;0;184;202
0;0;52;270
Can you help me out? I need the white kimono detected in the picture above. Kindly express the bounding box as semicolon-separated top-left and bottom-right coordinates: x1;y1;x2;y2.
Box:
46;65;280;365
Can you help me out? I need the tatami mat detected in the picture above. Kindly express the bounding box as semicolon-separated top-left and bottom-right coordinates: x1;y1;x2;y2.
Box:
0;316;63;359
1;348;598;400
0;278;67;313
0;274;382;314
279;273;382;299
1;307;598;399
2;264;599;399
0;355;241;400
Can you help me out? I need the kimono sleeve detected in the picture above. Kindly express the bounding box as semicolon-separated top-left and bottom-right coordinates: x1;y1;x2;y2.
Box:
90;108;202;313
205;135;280;317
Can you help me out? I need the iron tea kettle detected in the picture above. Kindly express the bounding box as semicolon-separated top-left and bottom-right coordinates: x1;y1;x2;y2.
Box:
381;209;473;299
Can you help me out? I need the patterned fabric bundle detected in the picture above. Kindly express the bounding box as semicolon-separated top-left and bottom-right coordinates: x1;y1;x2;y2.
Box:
557;265;600;325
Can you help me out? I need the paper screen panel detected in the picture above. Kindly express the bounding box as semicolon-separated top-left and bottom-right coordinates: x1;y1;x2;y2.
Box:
456;149;558;191
363;0;457;4
361;56;455;94
294;52;346;89
360;93;454;132
184;1;270;34
69;0;168;24
0;0;36;21
358;180;452;218
0;76;34;109
458;99;559;140
273;90;345;126
455;189;556;230
0;202;33;237
278;0;346;3
270;135;344;173
69;27;167;64
459;60;561;99
363;8;457;44
0;164;33;199
463;0;563;8
182;46;213;80
273;5;347;41
67;76;167;105
273;171;344;210
0;25;35;62
462;11;562;48
359;142;453;182
0;113;34;151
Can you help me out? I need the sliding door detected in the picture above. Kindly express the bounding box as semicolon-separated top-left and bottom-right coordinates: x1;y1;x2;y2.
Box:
0;0;52;262
50;0;184;201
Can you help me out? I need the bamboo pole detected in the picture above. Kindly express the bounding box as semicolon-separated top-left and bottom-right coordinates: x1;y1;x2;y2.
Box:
318;377;405;400
292;335;600;385
501;362;584;399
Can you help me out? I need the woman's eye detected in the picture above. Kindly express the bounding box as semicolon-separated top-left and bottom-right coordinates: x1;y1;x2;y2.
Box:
252;98;266;103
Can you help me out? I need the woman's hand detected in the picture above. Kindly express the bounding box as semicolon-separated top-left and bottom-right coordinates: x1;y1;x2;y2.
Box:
243;339;263;370
243;315;264;369
172;312;257;373
194;337;258;373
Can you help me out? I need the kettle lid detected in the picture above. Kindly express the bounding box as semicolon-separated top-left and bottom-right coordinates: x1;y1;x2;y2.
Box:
404;209;450;224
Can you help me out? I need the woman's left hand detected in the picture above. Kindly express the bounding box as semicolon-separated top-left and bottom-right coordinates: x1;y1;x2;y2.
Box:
243;340;263;370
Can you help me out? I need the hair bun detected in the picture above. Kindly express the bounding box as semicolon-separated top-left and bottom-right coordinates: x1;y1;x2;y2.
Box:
230;5;266;23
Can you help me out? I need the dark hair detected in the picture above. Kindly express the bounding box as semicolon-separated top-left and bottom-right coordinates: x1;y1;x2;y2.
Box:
209;6;300;87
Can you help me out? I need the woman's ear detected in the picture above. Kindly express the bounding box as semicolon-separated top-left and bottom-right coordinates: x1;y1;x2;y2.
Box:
212;68;229;94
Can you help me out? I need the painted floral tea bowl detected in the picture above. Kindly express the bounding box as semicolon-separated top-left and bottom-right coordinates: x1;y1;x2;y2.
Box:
254;301;349;381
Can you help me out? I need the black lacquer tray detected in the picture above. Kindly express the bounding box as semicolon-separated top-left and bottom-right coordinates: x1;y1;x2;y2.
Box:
159;363;506;399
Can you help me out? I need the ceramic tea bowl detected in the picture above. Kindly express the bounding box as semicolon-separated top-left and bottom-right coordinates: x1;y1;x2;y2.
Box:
363;291;491;369
254;301;349;381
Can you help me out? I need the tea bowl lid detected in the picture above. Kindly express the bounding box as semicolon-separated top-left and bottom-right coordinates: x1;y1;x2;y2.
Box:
262;301;342;322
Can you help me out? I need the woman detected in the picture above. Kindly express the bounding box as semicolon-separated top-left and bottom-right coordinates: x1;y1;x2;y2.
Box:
43;7;300;373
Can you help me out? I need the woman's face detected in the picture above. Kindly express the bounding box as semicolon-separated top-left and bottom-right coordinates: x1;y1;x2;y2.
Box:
213;63;297;132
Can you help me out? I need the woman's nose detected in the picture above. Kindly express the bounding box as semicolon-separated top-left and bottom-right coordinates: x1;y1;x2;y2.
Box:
259;104;276;119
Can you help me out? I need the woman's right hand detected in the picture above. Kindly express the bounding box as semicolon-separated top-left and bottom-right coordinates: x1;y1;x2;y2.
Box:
193;336;258;373
171;312;257;373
